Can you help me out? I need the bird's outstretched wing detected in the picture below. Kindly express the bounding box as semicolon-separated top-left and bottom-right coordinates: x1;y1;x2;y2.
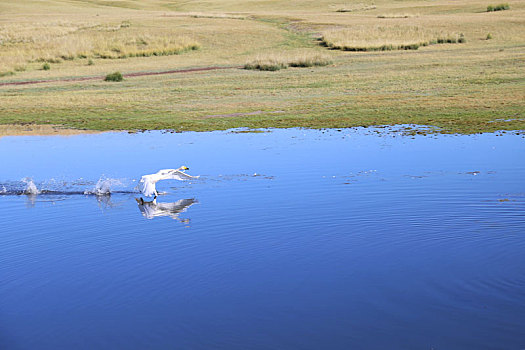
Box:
163;170;200;181
138;169;199;196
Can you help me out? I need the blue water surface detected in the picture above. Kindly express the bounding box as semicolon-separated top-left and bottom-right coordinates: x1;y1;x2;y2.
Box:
1;128;524;349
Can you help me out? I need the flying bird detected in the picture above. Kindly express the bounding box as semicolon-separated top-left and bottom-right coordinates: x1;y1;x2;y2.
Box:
139;166;198;198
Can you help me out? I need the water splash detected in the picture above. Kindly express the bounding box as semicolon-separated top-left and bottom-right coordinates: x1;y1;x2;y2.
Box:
84;176;123;196
22;178;40;195
0;185;6;194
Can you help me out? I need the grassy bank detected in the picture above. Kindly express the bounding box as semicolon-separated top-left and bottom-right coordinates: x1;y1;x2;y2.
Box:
0;0;524;134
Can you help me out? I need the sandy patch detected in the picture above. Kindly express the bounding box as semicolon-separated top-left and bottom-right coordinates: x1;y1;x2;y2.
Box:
0;124;101;137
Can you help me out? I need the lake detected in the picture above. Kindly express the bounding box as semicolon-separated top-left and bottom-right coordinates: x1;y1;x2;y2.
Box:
1;128;524;349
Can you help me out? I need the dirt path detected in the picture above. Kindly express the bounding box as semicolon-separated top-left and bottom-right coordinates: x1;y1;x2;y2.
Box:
0;66;242;87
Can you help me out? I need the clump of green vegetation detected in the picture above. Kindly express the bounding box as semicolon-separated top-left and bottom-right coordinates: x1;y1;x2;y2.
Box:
289;55;333;67
245;59;288;71
104;71;123;82
245;54;332;71
486;33;493;39
14;65;26;72
487;3;509;11
0;71;15;77
431;33;465;44
42;63;50;70
87;59;94;65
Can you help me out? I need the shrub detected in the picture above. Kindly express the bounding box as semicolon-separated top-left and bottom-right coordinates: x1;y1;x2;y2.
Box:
245;54;333;71
244;59;287;71
87;59;94;65
486;33;493;40
487;3;509;11
104;71;123;82
437;34;465;44
42;63;50;70
289;55;332;67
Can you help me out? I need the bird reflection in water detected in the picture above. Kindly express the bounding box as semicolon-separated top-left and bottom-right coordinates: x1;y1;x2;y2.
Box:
135;197;197;221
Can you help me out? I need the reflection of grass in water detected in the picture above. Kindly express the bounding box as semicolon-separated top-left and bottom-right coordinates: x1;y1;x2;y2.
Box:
229;129;268;134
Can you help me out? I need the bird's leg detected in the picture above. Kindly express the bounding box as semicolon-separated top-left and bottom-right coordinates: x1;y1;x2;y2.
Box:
140;197;144;205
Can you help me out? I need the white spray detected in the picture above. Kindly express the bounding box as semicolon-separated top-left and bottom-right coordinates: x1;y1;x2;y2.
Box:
22;178;40;195
85;176;123;195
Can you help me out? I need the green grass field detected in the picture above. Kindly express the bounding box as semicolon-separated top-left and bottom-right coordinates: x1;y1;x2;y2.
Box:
0;0;524;134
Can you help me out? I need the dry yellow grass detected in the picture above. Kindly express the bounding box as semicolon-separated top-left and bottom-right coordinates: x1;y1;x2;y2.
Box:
0;20;200;74
331;3;377;12
187;12;248;19
377;14;417;18
321;25;464;51
0;0;523;134
0;124;101;138
245;52;332;70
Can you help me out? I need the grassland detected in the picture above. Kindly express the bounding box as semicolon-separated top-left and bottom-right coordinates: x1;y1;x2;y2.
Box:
0;0;524;134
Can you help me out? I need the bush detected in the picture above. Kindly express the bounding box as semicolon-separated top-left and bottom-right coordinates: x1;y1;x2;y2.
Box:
289;55;332;67
486;33;493;40
87;59;94;66
245;54;333;71
42;63;50;70
104;71;123;82
244;60;287;71
487;3;509;11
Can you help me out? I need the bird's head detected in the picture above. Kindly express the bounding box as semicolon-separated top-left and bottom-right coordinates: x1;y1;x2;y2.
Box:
180;166;189;171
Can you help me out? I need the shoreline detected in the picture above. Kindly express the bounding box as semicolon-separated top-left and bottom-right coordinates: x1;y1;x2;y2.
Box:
1;123;523;138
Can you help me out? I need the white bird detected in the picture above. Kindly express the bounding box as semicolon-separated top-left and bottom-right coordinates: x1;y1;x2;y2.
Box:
139;166;198;198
